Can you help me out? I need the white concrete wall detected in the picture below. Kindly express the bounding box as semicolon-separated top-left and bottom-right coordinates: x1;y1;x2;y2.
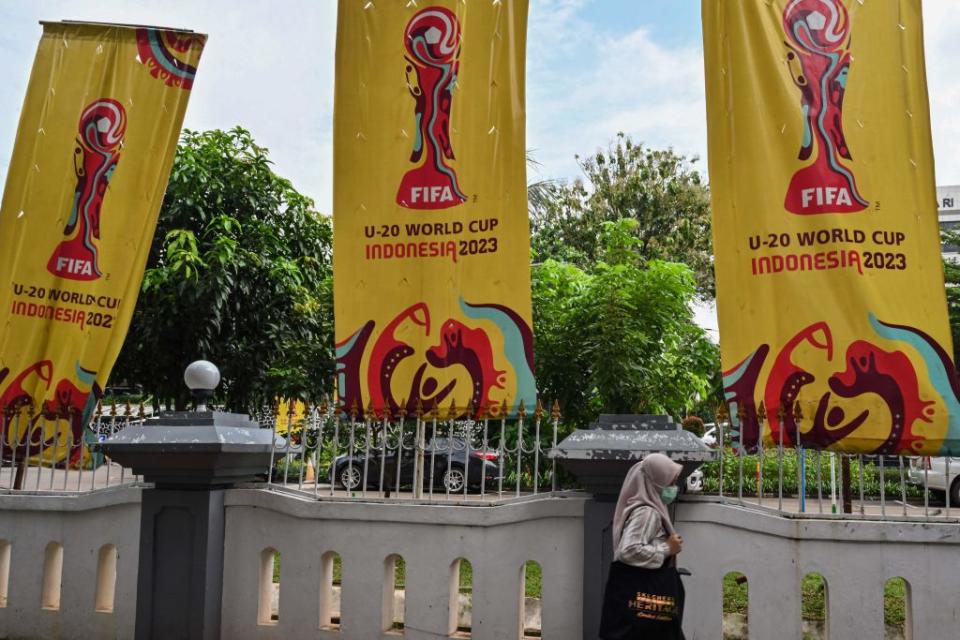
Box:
676;499;960;640
219;490;587;640
4;489;960;640
0;489;141;640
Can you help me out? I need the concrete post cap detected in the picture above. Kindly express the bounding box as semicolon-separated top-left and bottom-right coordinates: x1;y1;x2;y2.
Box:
184;360;221;391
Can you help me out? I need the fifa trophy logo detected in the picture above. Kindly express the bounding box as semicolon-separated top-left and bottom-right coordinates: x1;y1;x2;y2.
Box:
47;99;126;280
783;0;867;214
396;7;467;210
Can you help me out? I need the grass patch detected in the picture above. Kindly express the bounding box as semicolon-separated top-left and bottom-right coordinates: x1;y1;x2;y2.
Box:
297;555;543;598
722;572;748;616
524;561;542;598
801;574;826;621
722;572;907;628
884;578;907;626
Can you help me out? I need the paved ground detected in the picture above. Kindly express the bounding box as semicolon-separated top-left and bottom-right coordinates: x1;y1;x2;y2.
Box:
0;462;137;492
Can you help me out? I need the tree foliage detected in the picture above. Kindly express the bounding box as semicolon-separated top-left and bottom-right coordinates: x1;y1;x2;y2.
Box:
531;133;714;297
112;128;334;410
532;219;718;426
943;229;960;367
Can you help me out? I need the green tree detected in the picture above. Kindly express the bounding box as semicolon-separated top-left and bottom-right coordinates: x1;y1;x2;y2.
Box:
531;133;714;297
532;219;718;426
943;229;960;367
112;128;334;410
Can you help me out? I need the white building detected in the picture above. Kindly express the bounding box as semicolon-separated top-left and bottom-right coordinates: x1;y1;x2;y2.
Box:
938;185;960;261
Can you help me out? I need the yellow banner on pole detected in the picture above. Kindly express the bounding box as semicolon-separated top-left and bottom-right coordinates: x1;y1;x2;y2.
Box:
0;22;205;464
333;1;535;418
703;1;960;455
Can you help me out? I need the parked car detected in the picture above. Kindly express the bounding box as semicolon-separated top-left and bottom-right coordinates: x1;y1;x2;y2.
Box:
330;436;500;493
861;454;902;468
908;456;960;503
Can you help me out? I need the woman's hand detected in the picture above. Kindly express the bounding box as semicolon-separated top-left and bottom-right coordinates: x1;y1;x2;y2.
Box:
666;533;683;556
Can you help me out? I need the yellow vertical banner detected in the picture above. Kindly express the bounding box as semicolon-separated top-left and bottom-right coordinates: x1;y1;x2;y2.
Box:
0;22;205;463
704;1;960;455
333;1;535;418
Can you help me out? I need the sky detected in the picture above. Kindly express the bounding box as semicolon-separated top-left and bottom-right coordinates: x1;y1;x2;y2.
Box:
1;0;960;336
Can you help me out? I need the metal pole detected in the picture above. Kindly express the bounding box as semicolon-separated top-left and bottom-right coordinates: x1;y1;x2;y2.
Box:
946;456;951;519
315;407;326;499
758;435;765;508
795;412;804;513
898;456;908;517
879;456;886;518
816;450;823;514
533;412;541;495
63;430;73;492
551;404;559;493
413;415;425;500
394;416;404;499
830;452;837;514
737;422;744;504
718;417;724;500
857;454;865;516
378;414;387;497
329;415;340;497
429;414;437;500
361;419;371;499
498;414;506;499
297;411;309;491
516;407;526;499
347;417;356;496
462;416;470;501
799;448;806;513
481;414;489;500
422;414;430;501
35;415;46;491
266;405;279;487
777;415;784;512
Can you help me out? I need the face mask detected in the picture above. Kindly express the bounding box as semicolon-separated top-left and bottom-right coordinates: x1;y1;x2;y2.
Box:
661;486;678;504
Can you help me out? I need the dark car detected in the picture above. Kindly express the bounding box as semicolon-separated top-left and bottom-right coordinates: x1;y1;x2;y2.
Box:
330;436;500;493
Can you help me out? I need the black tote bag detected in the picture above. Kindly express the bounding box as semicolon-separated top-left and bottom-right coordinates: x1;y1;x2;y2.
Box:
598;560;685;640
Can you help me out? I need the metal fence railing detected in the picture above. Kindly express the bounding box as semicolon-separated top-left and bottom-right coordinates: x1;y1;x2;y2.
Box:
699;407;960;522
0;402;144;493
258;400;564;504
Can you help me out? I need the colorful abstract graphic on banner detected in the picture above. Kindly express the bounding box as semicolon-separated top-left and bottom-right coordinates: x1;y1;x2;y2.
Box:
703;1;959;455
333;1;534;418
0;22;205;463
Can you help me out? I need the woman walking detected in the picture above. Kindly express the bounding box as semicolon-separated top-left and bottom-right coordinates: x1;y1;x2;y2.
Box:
599;453;686;640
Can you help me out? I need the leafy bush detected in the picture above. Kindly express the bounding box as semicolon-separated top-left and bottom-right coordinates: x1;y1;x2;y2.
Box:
701;449;924;499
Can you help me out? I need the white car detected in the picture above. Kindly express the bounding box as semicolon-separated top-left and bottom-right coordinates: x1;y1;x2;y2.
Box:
908;457;960;503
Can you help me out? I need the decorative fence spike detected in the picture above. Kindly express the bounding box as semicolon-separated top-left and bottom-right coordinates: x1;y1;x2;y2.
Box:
716;403;730;422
